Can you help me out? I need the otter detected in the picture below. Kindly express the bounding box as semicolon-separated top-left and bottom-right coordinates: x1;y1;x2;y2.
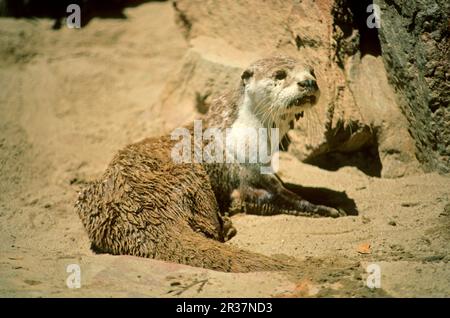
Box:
75;55;343;273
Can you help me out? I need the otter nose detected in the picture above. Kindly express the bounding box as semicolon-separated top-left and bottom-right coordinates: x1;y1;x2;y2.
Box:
297;79;318;90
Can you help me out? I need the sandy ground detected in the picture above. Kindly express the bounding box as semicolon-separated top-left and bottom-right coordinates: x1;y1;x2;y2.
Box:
0;2;449;298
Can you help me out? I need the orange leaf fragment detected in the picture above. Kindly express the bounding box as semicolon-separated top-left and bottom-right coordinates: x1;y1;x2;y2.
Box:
357;242;371;254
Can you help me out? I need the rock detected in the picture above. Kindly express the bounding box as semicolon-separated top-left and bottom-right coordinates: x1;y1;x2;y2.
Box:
345;54;421;177
375;0;450;173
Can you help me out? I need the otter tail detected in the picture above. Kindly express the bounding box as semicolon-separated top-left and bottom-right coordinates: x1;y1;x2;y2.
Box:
156;225;296;273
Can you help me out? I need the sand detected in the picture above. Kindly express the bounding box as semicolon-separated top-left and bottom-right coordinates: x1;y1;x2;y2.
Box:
0;2;449;297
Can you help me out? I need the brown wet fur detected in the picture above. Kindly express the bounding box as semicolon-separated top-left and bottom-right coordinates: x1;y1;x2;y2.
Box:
76;133;294;272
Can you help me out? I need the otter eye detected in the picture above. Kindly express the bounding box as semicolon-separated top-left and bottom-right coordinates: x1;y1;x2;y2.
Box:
310;68;316;78
274;70;287;80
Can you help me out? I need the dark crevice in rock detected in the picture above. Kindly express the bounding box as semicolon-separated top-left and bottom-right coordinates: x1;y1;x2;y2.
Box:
350;0;382;57
172;1;192;39
305;145;382;178
294;34;321;50
332;0;381;67
304;122;382;177
407;10;419;33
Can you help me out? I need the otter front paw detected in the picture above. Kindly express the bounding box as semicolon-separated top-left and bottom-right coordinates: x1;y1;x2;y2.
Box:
315;205;347;218
292;199;347;218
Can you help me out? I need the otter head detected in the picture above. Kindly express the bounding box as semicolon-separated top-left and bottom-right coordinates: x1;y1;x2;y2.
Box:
241;55;319;125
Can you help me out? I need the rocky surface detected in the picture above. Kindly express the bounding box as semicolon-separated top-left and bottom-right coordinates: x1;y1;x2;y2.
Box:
375;0;450;173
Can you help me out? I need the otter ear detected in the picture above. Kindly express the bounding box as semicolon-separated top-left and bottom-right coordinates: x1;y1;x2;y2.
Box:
241;69;253;85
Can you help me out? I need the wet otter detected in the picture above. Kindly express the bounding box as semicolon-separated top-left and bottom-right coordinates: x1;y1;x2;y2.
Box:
75;55;342;272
